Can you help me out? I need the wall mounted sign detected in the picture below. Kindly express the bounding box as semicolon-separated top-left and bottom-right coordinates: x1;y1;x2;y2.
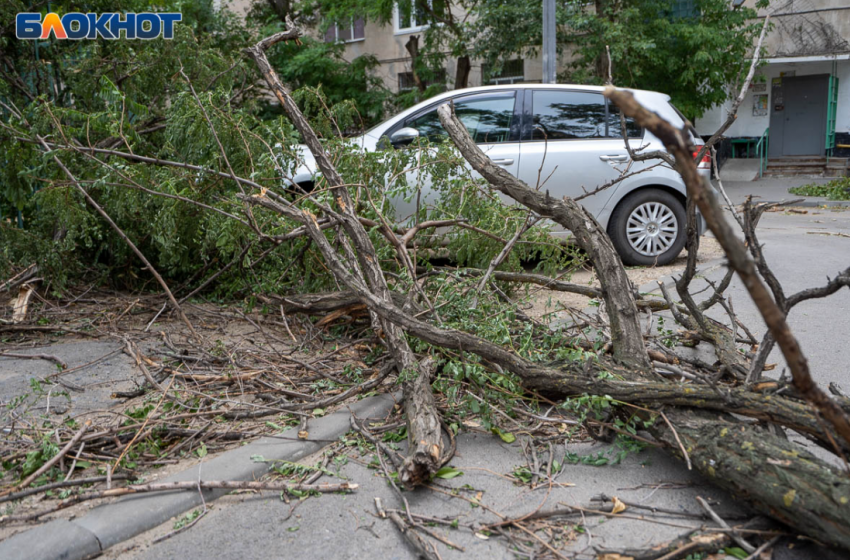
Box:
753;95;768;117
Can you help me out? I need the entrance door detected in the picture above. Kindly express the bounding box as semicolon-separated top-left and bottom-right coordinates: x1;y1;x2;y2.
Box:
769;74;829;157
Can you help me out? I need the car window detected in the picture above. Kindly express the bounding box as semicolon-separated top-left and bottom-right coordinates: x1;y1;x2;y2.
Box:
531;91;607;140
606;106;643;139
405;92;516;144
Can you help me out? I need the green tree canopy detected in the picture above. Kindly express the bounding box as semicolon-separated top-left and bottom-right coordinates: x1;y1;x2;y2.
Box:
473;0;770;119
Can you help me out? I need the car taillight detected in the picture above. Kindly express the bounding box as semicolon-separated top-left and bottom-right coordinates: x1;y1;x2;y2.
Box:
692;150;711;169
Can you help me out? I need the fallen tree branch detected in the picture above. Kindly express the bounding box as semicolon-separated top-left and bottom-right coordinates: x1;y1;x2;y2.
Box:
0;352;67;369
244;21;443;486
605;86;850;452
0;420;90;498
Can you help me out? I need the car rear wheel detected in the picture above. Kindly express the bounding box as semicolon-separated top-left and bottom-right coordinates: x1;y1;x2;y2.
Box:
608;189;686;266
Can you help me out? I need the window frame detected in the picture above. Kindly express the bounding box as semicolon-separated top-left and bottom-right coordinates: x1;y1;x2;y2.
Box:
482;59;525;86
520;89;644;142
397;69;446;93
394;0;431;35
324;18;365;43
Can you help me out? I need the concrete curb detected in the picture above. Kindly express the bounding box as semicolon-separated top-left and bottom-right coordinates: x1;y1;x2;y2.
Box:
0;393;398;560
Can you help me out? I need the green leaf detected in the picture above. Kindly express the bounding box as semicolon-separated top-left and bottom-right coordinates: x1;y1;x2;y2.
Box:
434;466;464;480
312;408;325;417
196;443;208;458
723;547;749;559
491;427;516;444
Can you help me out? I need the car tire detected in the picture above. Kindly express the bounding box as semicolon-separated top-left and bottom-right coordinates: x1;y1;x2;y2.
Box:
607;189;686;266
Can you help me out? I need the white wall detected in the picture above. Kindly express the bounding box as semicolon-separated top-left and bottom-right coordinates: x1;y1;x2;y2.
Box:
695;58;849;139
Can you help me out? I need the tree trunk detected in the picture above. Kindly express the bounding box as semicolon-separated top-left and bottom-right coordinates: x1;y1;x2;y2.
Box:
404;35;427;93
265;0;292;22
454;55;471;89
652;408;850;551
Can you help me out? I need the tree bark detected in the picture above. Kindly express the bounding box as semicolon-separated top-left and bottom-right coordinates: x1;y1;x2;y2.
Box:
652;408;850;551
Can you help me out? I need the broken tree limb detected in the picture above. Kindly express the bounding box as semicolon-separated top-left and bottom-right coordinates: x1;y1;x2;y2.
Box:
399;357;442;486
275;290;418;315
0;352;67;369
604;86;850;451
595;529;740;560
0;420;91;497
245;192;850;548
244;22;443;485
653;408;850;551
436;102;650;371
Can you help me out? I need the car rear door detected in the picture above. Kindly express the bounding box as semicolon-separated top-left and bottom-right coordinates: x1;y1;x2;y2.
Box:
389;90;521;222
515;89;646;233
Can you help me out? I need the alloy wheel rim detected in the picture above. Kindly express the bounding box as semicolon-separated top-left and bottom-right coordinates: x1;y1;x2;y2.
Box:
626;202;678;257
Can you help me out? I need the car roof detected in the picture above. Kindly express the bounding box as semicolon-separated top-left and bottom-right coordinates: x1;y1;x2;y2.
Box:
425;83;670;100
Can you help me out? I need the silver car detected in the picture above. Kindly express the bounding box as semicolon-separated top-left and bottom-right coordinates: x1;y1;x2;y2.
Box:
290;84;711;265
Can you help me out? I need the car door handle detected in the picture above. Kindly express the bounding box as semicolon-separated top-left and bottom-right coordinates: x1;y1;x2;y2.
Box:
492;158;514;166
599;155;629;162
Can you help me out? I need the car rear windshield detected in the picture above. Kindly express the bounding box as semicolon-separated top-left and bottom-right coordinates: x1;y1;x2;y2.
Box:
667;102;700;139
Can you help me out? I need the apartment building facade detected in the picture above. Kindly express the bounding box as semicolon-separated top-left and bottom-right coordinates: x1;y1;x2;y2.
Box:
695;0;850;159
317;4;535;94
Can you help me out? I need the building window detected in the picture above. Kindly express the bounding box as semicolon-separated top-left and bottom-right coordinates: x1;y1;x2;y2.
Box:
482;59;525;85
324;18;365;43
398;69;446;92
394;1;430;34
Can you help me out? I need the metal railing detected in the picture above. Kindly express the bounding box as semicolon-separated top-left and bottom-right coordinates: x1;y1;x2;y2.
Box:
755;127;769;178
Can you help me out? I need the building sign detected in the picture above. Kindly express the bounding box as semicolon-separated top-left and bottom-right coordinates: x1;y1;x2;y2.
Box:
753;95;768;117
